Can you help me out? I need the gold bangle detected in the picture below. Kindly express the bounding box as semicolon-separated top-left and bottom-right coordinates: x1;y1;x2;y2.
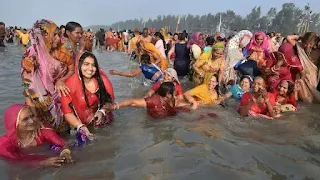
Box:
60;148;71;156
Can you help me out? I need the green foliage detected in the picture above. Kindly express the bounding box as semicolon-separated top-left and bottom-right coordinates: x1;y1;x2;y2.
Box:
86;3;320;35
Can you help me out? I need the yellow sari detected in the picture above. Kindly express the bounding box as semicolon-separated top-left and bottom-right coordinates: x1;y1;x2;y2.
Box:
143;42;168;70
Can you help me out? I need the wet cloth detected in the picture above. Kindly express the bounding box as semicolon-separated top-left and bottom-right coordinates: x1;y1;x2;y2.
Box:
145;94;177;118
240;92;276;115
174;43;190;76
188;84;220;104
143;42;168;70
229;84;246;100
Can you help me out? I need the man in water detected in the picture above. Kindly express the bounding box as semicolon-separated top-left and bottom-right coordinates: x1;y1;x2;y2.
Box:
139;28;152;43
0;22;6;47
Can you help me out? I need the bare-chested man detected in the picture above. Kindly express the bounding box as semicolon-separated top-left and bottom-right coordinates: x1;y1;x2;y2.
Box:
139;28;152;43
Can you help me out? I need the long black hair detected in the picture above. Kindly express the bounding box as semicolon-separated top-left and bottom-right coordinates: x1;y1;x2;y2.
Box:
78;52;112;108
155;32;166;49
210;74;220;97
64;21;82;38
286;80;294;96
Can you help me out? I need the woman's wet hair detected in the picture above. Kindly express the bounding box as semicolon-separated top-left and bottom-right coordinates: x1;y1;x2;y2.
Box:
240;75;253;85
178;33;186;41
286;80;294;96
301;32;318;45
64;21;82;37
78;52;112;108
140;54;151;64
154;32;166;49
156;82;175;97
210;74;220;96
59;25;65;29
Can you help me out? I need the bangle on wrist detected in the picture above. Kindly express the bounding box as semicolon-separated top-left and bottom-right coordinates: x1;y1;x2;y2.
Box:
76;124;85;132
60;148;71;156
98;109;106;116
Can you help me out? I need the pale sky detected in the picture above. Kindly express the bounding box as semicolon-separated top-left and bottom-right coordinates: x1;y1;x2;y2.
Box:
2;0;319;28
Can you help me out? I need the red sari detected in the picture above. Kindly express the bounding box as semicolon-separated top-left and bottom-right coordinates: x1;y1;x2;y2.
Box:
0;104;66;166
145;95;177;118
240;92;276;116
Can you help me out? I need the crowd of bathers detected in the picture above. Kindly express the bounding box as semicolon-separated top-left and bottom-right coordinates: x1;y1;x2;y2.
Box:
0;19;319;168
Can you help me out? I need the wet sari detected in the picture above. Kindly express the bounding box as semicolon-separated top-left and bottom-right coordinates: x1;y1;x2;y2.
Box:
0;104;66;166
21;19;73;131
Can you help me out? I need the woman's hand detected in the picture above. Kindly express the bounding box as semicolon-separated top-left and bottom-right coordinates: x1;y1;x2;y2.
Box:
55;80;70;96
40;156;66;167
191;101;199;110
79;36;85;52
92;111;104;126
80;126;94;141
109;70;119;75
60;152;74;164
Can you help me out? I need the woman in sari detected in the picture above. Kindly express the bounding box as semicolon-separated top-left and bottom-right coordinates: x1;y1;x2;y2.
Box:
193;42;225;85
61;52;114;141
239;77;277;119
184;74;223;110
113;82;180;119
222;75;252;101
264;43;301;91
224;30;253;85
21;19;75;131
188;32;205;78
287;32;320;103
64;21;84;61
270;80;297;113
0;104;73;167
246;31;270;67
154;32;167;59
83;30;94;52
137;41;168;70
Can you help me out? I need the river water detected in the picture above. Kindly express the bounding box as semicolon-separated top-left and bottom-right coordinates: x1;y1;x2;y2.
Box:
0;43;320;180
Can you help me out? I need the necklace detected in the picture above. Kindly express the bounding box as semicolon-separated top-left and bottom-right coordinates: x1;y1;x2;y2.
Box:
18;132;35;148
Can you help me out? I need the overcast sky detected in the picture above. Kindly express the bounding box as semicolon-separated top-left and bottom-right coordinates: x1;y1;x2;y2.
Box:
2;0;319;28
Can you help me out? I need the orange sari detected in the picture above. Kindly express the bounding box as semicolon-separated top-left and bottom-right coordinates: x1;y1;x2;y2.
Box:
143;43;168;70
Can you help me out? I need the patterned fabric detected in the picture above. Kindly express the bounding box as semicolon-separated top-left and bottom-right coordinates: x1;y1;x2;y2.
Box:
21;19;69;131
224;30;253;84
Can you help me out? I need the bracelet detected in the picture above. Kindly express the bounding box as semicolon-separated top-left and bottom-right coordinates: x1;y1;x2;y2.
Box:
76;124;85;132
98;109;106;116
60;148;71;156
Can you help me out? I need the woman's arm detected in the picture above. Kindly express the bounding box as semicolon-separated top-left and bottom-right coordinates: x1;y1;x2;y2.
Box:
110;68;142;77
167;46;175;60
239;100;254;116
64;113;83;128
58;64;75;82
222;91;232;101
265;99;276;118
193;60;206;74
152;52;161;65
184;92;199;109
116;98;147;108
286;35;300;46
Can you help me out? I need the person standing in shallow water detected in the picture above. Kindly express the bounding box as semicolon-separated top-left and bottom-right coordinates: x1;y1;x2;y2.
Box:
0;22;6;47
64;21;85;60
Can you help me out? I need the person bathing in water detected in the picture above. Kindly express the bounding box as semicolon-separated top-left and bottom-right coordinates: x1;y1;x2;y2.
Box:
109;54;163;83
112;82;185;118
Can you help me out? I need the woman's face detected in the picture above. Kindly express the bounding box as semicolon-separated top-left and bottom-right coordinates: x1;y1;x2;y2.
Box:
155;35;160;40
163;72;174;82
303;42;315;52
81;56;97;79
212;49;224;59
67;27;83;43
240;78;251;91
17;107;37;132
51;28;61;49
256;35;264;46
278;80;288;96
173;34;179;41
60;28;65;36
252;78;265;93
208;76;218;90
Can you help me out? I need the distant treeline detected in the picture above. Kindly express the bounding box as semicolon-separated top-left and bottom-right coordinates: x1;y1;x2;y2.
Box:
87;3;320;36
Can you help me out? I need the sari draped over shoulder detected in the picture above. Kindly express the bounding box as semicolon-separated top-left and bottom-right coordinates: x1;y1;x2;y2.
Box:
295;43;320;103
21;19;72;131
224;30;253;84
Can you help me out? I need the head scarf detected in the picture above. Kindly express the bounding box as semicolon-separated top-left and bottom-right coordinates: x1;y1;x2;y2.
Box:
0;104;47;165
227;30;253;50
246;31;269;51
213;42;225;50
187;32;205;49
278;42;303;68
21;19;67;128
